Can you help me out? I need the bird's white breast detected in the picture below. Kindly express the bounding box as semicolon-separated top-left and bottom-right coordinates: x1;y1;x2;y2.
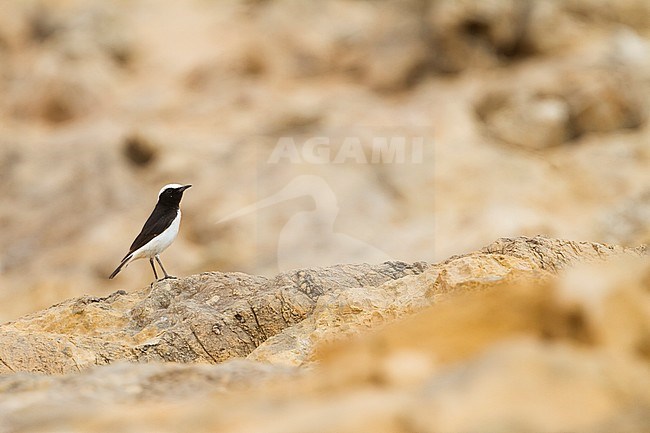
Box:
132;210;181;260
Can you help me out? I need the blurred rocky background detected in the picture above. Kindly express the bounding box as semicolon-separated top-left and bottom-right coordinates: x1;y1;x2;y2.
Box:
1;0;650;430
1;0;650;321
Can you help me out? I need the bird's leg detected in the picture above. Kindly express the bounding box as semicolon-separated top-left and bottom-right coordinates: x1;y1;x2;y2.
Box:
149;258;159;280
155;255;176;280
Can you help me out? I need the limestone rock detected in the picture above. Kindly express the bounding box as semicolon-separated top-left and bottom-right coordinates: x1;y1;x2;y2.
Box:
249;252;541;366
1;236;641;376
475;68;645;149
2;237;650;432
0;262;427;374
407;340;650;433
480;235;645;271
248;269;437;366
0;359;298;431
476;91;572;149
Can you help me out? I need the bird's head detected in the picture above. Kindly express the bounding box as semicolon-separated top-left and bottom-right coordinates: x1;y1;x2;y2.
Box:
158;183;192;205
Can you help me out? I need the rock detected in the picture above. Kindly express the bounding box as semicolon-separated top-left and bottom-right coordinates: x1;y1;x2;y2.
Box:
2;0;650;352
7;52;112;123
0;262;427;374
407;340;650;433
0;359;298;431
480;235;645;271
1;236;642;375
564;0;650;30
1;1;128;124
2;237;650;432
476;91;572;149
0;358;295;407
253;0;432;91
599;189;650;246
314;250;650;433
1;1;650;429
1;236;638;374
248;269;438;366
424;0;634;73
252;236;638;366
475;67;646;149
122;133;159;168
318;255;650;379
426;0;535;73
562;69;645;136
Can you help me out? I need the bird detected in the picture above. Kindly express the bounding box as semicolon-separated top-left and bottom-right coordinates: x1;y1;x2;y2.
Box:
109;183;191;282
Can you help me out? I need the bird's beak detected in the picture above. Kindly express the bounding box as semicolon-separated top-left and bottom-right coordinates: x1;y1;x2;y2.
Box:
179;184;192;192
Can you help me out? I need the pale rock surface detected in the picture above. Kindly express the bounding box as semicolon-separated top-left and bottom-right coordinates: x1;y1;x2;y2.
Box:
0;262;427;374
1;236;638;374
1;237;650;432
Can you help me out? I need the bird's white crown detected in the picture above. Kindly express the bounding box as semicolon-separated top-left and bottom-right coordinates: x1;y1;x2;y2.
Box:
159;183;185;196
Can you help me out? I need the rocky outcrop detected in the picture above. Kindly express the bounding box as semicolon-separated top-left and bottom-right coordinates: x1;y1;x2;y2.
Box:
480;236;646;270
0;262;427;374
0;236;641;375
1;236;650;433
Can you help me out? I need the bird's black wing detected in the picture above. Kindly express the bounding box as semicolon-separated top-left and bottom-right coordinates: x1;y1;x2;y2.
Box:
126;206;178;256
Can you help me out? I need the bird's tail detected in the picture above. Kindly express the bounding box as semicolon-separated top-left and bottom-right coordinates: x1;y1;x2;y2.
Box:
109;254;133;279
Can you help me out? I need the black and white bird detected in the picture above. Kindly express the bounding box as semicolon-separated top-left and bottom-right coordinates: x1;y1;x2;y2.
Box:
109;183;191;281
